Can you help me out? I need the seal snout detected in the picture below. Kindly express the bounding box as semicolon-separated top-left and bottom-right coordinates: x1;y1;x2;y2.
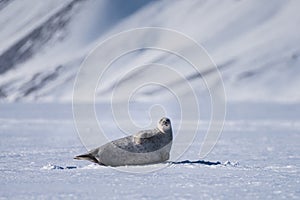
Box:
160;117;171;126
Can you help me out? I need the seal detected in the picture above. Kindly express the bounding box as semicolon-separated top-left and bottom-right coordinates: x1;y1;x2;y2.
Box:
74;117;173;166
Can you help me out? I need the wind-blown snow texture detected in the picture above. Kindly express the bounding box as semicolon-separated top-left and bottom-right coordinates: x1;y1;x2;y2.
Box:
0;103;299;199
1;0;300;199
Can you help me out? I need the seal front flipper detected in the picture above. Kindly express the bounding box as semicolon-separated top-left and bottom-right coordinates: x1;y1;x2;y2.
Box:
133;129;160;144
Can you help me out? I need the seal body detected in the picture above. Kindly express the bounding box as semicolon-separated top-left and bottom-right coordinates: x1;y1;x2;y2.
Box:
75;117;173;166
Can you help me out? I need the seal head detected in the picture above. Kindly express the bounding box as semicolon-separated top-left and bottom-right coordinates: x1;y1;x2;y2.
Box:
157;117;172;133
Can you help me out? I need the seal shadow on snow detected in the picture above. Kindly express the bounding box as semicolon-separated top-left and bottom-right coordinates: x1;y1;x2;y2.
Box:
43;160;222;170
169;160;221;166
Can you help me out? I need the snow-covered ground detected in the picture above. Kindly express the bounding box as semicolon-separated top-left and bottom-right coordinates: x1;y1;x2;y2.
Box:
0;103;299;199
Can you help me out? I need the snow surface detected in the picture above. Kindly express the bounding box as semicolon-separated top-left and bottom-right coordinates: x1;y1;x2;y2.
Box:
0;103;299;199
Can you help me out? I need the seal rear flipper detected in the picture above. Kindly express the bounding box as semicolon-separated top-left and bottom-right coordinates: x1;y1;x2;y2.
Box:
74;153;99;164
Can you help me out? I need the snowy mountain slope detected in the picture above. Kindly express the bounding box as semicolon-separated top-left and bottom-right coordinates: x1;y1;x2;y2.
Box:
0;0;299;103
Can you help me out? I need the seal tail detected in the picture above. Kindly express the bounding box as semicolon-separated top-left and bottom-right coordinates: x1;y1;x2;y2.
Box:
74;153;99;164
